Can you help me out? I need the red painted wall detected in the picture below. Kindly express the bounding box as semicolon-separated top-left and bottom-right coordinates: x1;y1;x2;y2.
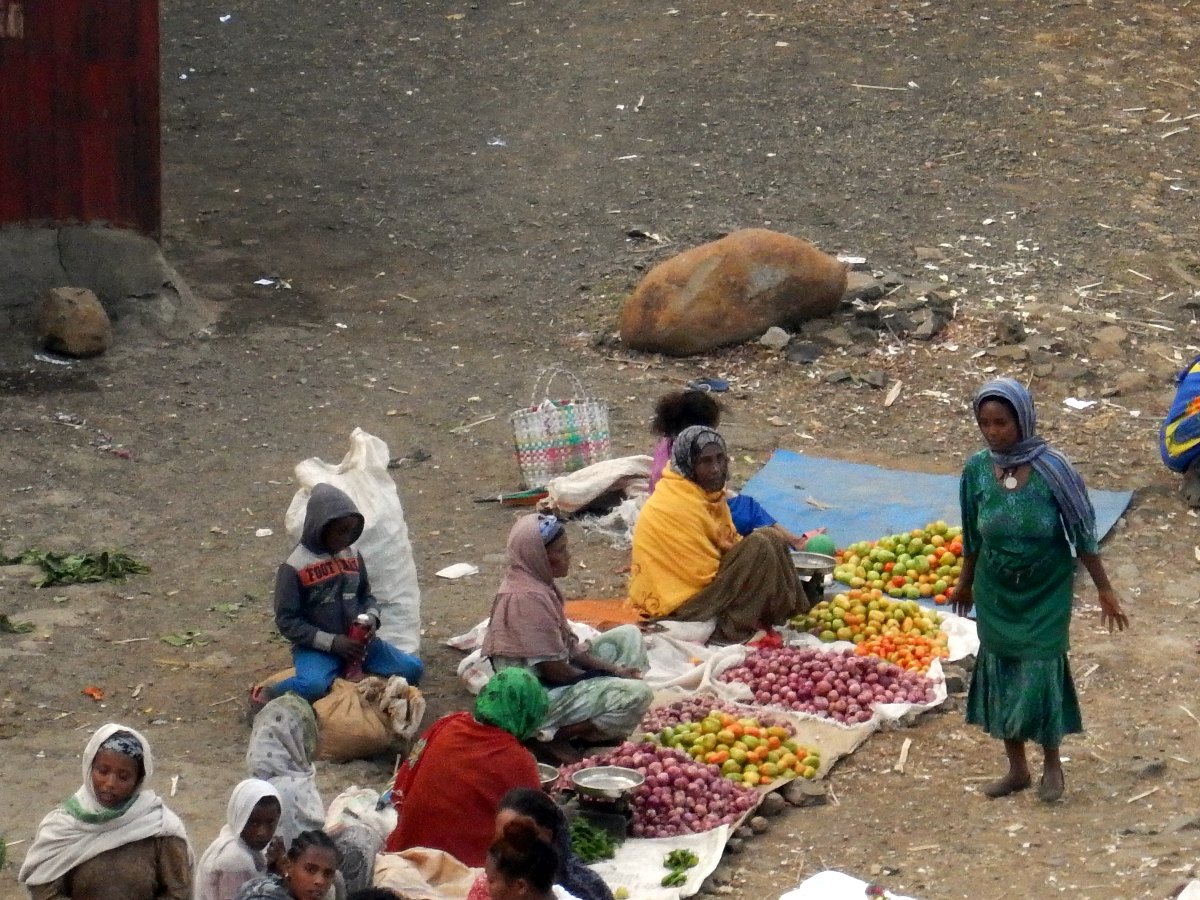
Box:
0;0;160;239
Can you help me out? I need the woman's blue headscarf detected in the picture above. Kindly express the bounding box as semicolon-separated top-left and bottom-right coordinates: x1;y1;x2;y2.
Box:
972;378;1096;540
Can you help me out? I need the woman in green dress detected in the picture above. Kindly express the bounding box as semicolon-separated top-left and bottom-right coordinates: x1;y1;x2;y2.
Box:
952;378;1128;802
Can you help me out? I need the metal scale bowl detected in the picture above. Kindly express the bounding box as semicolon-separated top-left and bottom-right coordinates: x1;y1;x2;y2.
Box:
567;765;644;838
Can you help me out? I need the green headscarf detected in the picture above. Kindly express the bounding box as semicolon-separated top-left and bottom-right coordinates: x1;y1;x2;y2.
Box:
474;668;549;741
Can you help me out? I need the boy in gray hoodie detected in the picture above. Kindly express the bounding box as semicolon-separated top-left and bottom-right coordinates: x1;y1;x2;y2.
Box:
258;483;423;702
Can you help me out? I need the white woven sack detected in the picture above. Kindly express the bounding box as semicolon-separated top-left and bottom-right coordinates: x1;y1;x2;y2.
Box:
285;428;421;653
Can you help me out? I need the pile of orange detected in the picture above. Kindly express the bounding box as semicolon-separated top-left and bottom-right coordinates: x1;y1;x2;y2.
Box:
854;631;949;673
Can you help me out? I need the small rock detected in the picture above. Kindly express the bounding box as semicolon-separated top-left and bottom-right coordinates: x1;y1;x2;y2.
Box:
724;837;744;855
841;271;887;304
759;792;787;817
758;326;791;351
782;779;828;807
1089;341;1124;362
989;345;1029;361
941;664;968;694
1033;363;1055;378
825;369;853;384
1118;823;1158;836
816;324;855;347
709;865;734;886
913;245;947;262
1092;324;1128;345
1114;371;1151;395
1165;812;1200;833
995;314;1026;345
734;826;754;840
912;310;947;340
1130;757;1166;779
748;815;770;835
786;341;823;364
862;369;888;388
37;287;112;357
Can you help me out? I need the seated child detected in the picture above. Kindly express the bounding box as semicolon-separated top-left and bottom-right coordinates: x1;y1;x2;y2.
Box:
257;483;423;704
194;779;283;900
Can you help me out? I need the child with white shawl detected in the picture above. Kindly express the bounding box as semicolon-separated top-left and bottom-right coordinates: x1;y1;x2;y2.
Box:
246;694;326;845
18;723;193;900
194;779;283;900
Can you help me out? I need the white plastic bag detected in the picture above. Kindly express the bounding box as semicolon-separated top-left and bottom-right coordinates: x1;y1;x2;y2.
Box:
285;428;421;652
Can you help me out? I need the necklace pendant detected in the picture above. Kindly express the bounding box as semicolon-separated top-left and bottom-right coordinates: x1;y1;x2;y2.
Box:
1004;474;1018;490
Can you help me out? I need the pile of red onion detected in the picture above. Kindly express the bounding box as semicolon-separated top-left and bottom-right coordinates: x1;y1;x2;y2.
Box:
718;646;935;724
557;741;759;838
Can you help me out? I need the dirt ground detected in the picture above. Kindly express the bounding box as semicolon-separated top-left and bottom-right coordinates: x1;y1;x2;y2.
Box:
3;0;1200;897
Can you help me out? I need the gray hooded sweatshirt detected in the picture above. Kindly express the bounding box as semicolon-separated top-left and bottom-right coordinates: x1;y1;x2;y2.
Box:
273;483;380;652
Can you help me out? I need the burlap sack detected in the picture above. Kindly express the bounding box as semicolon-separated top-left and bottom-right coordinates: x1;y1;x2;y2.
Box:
313;678;394;762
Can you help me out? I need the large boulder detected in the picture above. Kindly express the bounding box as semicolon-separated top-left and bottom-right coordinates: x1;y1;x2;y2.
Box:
37;287;112;357
619;229;848;356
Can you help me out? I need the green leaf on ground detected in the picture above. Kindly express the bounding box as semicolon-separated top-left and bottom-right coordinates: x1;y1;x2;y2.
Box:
0;614;34;634
161;631;208;647
2;549;150;587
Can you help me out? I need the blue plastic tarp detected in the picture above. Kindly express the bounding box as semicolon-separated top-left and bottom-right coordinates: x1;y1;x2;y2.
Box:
740;449;1132;549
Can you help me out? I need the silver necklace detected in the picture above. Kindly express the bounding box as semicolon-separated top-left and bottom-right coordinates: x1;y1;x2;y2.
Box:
1001;467;1019;490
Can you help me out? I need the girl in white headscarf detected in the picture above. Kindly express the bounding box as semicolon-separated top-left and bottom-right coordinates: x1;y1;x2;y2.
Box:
194;779;283;900
19;723;193;900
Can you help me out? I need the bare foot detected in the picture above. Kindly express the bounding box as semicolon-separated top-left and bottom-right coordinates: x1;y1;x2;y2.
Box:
982;772;1032;798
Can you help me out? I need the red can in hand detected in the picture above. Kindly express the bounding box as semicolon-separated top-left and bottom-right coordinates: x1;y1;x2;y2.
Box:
342;613;373;682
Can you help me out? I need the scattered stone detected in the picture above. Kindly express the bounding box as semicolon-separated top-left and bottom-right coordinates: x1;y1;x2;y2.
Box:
782;778;828;807
989;345;1029;361
724;837;744;855
911;309;946;340
862;369;888;388
1092;325;1128;345
759;792;787;817
815;324;855;347
709;865;734;887
1033;363;1055;378
37;287;112;357
825;369;853;384
841;271;887;304
1130;757;1167;779
735;826;754;840
748;815;770;835
913;245;947;262
786;341;823;364
942;664;968;694
1117;823;1158;836
995;314;1026;345
1165;813;1200;833
1114;371;1151;395
877;271;905;287
758;326;791;351
619;228;848;355
1089;341;1124;362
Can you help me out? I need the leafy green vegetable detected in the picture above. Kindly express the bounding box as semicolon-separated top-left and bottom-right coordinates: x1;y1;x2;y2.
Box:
569;815;618;863
661;848;700;886
2;549;149;587
0;614;34;634
161;631;208;647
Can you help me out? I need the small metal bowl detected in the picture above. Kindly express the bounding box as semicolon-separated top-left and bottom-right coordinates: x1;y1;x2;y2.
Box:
789;551;837;577
537;762;559;790
571;765;645;802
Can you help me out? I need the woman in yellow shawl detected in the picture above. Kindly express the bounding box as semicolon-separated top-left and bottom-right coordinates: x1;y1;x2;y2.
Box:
628;426;806;643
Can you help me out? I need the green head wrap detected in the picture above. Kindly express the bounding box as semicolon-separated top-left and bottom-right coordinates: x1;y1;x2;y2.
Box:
474;668;549;741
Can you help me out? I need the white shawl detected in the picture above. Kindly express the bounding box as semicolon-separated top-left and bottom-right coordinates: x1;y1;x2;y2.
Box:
193;778;281;900
245;695;325;845
18;723;191;886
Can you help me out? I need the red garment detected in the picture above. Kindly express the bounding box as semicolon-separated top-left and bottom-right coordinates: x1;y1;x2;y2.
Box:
385;711;541;867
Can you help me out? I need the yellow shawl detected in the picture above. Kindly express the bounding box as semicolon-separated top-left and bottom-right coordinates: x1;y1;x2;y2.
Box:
628;466;739;618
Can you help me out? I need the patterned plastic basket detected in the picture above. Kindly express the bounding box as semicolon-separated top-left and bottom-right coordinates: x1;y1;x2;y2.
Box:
511;370;611;489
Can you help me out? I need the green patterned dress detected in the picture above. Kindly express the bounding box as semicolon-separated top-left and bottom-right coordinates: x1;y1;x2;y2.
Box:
959;450;1095;746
